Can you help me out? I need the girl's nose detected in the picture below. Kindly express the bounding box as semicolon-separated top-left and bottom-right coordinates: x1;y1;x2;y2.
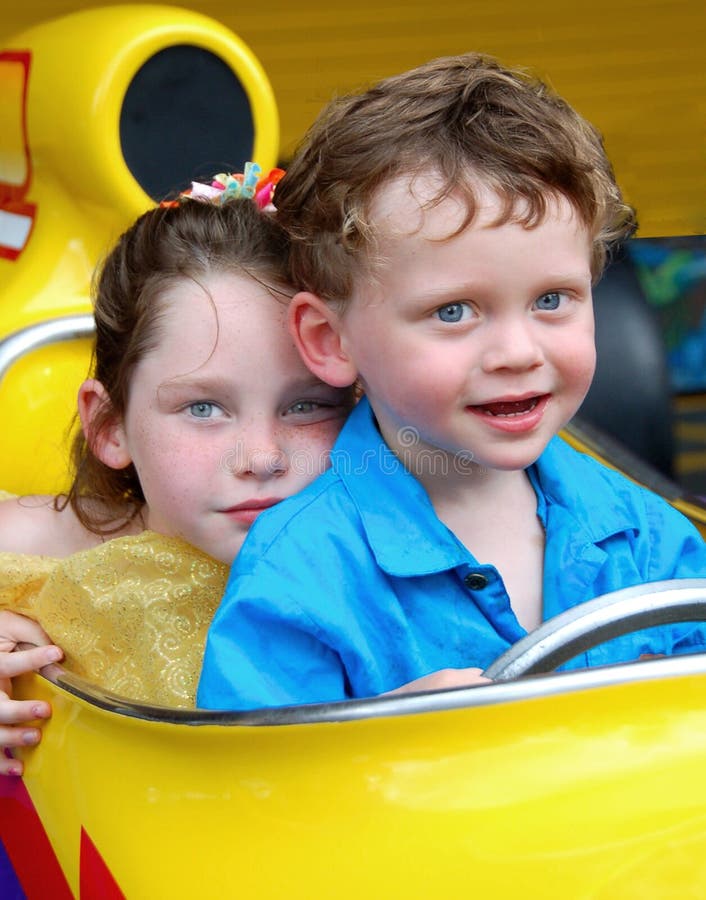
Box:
225;420;288;479
241;446;288;478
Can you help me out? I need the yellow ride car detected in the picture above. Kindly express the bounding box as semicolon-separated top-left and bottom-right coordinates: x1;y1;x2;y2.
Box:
4;579;706;898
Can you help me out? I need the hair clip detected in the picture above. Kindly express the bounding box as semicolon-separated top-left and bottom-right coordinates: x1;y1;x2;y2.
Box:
161;162;286;210
254;167;285;210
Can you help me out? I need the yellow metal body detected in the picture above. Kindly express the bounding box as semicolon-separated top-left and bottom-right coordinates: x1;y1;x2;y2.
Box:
10;658;706;898
0;6;279;493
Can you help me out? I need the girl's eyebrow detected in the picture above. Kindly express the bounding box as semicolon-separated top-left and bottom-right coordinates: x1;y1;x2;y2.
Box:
157;374;336;398
287;375;342;393
157;374;235;397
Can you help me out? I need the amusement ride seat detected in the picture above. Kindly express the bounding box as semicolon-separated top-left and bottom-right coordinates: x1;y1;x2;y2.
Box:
577;254;675;478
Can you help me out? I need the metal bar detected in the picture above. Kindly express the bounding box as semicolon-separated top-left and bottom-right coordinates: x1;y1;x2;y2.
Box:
0;314;95;385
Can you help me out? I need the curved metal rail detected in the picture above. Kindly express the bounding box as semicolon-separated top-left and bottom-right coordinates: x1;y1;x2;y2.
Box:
484;579;706;680
0;314;95;385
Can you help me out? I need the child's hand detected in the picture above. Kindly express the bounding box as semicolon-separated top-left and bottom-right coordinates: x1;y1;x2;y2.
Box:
386;667;491;695
0;611;63;776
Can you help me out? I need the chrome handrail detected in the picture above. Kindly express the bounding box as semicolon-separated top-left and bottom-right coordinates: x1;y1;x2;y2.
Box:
0;314;95;385
484;578;706;680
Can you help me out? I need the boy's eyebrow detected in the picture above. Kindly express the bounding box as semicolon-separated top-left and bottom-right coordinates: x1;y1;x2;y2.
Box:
415;270;593;297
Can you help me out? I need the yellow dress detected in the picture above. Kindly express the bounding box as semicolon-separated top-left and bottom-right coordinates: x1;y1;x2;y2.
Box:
0;523;228;708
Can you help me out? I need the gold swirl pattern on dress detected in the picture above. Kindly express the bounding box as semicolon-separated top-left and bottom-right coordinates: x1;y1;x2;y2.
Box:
0;531;228;707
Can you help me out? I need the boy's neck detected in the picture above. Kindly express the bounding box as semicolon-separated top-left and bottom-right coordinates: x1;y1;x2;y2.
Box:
419;459;519;504
427;466;545;632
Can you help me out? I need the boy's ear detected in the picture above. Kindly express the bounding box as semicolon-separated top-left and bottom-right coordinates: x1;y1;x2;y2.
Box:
77;379;132;470
289;292;358;388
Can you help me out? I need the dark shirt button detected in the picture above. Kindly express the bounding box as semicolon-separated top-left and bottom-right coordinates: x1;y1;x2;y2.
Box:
464;572;488;590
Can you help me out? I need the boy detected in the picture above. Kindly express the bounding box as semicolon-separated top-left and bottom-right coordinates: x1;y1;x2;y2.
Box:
198;53;706;710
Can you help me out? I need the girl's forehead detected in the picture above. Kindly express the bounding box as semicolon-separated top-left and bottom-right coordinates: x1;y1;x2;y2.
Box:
161;271;287;321
139;271;291;372
134;276;300;388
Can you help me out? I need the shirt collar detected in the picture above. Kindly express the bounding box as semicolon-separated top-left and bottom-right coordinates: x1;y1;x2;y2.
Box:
530;435;640;542
330;398;470;576
330;399;641;576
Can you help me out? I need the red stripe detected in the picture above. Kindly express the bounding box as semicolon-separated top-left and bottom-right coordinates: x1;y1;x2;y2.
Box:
0;49;35;261
0;50;33;203
0;763;73;899
80;828;126;899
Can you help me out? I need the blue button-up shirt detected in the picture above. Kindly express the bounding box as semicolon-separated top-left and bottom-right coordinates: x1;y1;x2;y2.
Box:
198;398;706;710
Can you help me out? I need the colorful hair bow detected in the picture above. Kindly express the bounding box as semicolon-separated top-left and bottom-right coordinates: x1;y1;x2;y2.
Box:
164;162;285;210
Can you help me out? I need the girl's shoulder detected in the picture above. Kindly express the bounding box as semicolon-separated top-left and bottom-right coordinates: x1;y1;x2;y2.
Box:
0;495;102;558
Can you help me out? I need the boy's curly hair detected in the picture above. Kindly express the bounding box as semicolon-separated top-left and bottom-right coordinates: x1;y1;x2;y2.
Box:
275;53;636;300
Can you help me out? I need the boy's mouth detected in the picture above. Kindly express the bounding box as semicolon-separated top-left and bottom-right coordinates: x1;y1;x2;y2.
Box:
474;395;546;417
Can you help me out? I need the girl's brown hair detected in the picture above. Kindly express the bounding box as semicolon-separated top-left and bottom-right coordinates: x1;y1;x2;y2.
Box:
61;197;289;533
275;52;637;301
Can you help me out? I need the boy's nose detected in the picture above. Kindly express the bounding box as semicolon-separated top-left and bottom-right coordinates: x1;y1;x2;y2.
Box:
480;318;544;372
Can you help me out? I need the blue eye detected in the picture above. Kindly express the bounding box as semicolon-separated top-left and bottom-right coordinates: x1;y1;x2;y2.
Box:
436;303;471;323
283;393;352;422
189;402;216;418
535;292;562;311
287;400;321;415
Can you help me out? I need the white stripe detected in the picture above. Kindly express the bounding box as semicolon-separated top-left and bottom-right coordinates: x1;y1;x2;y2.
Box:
0;207;32;252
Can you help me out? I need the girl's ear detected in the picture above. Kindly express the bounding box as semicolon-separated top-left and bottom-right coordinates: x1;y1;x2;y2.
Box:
77;379;132;470
289;292;358;388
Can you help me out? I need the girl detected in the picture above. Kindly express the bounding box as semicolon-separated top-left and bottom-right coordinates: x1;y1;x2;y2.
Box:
0;184;353;771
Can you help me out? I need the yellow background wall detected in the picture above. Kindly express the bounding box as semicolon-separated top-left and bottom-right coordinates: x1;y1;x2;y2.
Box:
2;0;704;237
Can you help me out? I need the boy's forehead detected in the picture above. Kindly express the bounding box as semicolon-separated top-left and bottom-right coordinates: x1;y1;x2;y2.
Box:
368;173;510;242
368;173;586;242
368;173;466;240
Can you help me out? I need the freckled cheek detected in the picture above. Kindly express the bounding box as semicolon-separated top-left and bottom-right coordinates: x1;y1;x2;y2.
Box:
133;432;213;501
308;420;344;450
283;419;346;461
